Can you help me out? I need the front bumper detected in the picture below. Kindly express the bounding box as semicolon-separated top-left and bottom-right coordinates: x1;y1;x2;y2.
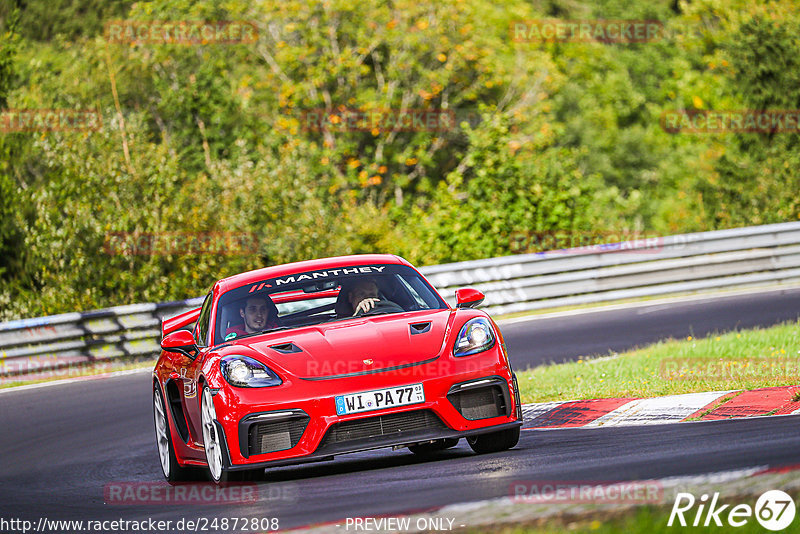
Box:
222;419;522;471
212;352;521;469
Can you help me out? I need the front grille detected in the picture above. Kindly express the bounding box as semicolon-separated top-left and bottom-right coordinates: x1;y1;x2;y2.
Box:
321;409;445;446
448;385;506;420
248;416;309;456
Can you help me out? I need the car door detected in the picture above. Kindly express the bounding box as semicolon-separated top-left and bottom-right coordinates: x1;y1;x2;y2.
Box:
173;293;212;445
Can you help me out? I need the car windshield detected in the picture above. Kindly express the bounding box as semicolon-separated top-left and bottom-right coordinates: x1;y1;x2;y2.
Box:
213;263;447;345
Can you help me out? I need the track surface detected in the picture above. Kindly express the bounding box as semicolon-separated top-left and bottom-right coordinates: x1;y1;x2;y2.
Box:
1;289;800;530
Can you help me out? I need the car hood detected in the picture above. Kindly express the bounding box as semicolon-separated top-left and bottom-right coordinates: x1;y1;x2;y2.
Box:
245;309;454;379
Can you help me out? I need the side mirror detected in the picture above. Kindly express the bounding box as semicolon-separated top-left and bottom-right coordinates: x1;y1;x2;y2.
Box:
161;329;198;359
455;288;485;309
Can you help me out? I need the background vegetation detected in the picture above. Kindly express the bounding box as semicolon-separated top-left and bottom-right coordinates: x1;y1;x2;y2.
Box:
1;0;799;319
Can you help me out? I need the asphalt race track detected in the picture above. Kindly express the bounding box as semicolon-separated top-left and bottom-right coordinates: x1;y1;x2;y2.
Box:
1;289;799;530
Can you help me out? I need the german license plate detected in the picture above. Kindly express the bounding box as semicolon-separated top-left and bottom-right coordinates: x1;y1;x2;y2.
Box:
335;383;425;415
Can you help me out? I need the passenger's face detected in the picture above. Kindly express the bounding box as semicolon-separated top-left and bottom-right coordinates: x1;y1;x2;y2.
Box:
240;298;269;333
348;281;378;308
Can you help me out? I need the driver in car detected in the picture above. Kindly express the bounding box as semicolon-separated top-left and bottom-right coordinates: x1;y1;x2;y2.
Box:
347;278;403;316
226;296;280;338
348;279;381;315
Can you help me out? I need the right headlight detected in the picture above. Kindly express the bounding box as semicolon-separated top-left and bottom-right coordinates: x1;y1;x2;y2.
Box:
453;317;496;357
220;355;282;388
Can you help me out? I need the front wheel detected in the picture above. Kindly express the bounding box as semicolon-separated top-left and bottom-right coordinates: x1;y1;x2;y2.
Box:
201;386;262;483
153;383;199;483
467;426;520;454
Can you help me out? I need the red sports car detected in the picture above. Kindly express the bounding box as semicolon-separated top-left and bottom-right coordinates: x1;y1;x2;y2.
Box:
153;254;522;483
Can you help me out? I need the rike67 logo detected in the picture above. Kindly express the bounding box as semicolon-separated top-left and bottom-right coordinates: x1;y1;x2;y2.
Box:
668;490;796;531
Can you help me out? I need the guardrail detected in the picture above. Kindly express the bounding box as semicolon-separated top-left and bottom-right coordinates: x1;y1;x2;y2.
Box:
2;222;800;380
0;298;203;379
424;222;800;315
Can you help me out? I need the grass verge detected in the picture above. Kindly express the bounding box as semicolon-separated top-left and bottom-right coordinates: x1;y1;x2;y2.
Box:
515;320;800;404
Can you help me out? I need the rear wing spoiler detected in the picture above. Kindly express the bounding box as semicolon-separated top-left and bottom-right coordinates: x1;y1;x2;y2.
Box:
161;307;202;339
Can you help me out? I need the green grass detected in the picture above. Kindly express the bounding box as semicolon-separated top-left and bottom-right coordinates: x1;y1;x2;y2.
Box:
515;320;800;404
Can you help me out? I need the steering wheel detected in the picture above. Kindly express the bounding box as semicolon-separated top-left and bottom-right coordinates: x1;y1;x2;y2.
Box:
357;299;405;317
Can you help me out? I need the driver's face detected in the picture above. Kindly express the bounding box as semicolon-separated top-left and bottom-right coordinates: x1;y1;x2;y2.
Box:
348;281;378;308
240;298;269;333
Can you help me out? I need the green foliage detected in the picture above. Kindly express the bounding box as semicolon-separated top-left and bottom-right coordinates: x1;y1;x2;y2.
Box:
682;2;800;227
0;1;20;108
0;2;21;286
1;0;799;319
14;0;133;41
400;111;624;263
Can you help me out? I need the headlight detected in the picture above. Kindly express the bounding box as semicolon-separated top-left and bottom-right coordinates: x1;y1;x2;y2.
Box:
453;318;496;357
220;355;282;388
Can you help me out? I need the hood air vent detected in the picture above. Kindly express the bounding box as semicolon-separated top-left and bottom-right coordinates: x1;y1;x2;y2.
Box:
269;342;303;354
409;322;432;335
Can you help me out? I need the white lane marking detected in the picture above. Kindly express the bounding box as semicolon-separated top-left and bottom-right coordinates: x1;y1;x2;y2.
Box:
0;367;152;395
585;390;738;427
496;284;800;326
636;304;674;314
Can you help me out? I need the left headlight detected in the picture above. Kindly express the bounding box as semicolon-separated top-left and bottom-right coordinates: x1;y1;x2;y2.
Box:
453;317;496;357
220;355;283;388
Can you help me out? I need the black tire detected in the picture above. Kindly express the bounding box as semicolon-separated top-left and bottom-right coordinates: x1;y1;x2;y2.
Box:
200;386;263;484
467;426;520;454
408;438;459;455
153;383;200;483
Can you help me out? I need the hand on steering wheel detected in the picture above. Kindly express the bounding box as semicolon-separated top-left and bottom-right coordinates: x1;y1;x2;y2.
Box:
354;299;405;317
352;298;381;316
